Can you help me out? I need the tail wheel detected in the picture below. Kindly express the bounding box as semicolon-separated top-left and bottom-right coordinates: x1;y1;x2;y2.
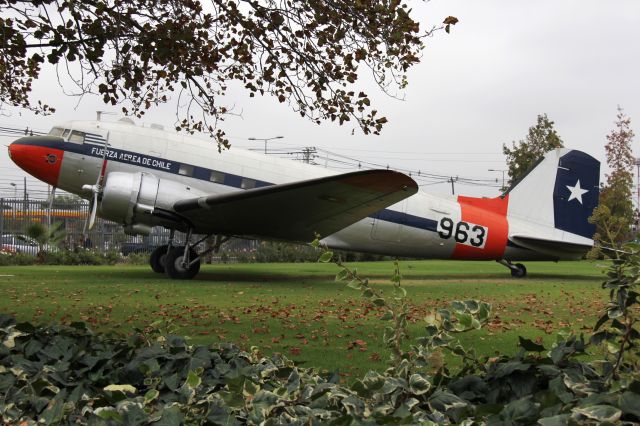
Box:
149;245;168;273
511;263;527;278
164;246;201;280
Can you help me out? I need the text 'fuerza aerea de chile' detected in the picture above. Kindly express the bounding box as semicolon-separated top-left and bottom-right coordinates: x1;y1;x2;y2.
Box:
89;146;172;171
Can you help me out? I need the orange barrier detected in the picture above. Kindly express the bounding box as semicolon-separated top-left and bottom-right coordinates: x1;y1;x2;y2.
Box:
2;210;88;219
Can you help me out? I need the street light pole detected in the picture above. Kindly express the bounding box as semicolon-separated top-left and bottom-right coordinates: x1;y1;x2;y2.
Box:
635;158;640;212
488;169;507;191
248;136;284;154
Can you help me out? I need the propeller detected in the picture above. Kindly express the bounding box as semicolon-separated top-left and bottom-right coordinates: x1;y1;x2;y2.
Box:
48;186;56;226
83;137;109;233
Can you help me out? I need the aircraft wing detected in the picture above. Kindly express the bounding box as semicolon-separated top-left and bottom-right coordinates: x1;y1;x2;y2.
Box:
173;170;418;241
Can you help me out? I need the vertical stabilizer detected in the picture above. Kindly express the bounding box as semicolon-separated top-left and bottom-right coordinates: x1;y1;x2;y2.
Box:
506;149;600;239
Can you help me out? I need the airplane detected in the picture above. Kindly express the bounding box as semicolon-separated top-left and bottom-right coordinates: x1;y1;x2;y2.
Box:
7;118;600;279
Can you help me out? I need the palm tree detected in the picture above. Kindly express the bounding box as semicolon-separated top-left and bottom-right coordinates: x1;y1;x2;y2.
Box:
19;222;66;262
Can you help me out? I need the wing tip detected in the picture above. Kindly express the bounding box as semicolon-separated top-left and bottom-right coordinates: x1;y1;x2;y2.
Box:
341;169;418;194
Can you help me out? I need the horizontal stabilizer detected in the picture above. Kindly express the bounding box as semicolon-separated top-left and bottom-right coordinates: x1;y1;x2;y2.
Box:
509;234;592;258
174;170;418;241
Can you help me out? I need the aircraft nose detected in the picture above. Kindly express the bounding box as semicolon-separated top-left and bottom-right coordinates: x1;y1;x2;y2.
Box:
8;136;65;187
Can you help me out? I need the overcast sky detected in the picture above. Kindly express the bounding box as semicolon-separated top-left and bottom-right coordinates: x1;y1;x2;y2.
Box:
1;0;639;199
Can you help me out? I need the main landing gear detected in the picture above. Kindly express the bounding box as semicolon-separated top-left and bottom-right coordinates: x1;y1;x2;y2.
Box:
497;259;527;278
148;230;229;280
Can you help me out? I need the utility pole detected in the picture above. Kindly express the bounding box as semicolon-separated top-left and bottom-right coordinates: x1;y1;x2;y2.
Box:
248;135;284;154
0;198;4;238
448;176;458;195
635;158;640;212
302;147;316;164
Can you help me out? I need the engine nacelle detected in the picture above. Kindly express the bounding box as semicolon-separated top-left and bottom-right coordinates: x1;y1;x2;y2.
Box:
99;172;206;234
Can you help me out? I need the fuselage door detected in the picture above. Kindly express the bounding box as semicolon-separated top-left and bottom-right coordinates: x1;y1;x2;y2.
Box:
370;200;407;243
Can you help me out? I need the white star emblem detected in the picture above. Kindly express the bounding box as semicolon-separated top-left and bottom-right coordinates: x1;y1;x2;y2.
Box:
566;180;589;204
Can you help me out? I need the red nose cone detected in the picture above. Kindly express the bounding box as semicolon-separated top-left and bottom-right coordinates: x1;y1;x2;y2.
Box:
9;140;64;186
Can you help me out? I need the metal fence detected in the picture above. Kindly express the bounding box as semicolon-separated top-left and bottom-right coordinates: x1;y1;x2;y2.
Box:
0;197;258;255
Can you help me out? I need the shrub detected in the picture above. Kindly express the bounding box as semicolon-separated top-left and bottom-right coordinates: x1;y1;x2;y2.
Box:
122;251;151;265
0;251;36;266
0;249;123;266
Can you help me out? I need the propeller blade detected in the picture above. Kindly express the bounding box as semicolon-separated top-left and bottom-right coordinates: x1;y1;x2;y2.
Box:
48;187;56;210
82;197;92;235
88;191;98;230
48;187;56;226
84;133;110;235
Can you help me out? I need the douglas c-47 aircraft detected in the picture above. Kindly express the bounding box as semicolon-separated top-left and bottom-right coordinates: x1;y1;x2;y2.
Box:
8;119;600;279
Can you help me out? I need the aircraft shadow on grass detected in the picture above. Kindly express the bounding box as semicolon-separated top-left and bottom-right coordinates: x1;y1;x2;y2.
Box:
129;270;603;283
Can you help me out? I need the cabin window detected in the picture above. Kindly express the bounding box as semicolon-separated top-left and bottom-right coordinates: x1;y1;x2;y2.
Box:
241;178;256;190
210;170;225;183
179;164;194;177
48;127;64;137
68;130;85;144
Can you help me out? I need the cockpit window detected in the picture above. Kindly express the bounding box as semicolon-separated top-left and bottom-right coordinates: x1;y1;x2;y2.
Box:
62;129;70;138
48;127;64;137
68;130;85;144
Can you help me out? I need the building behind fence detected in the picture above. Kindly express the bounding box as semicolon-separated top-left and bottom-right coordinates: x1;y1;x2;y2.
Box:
0;196;259;256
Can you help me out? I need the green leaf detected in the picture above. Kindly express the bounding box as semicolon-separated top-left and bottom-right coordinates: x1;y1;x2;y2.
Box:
455;313;472;331
347;280;362;290
538;414;570;426
451;301;466;314
185;370;201;389
335;269;349;281
380;311;394;321
408;373;431;395
608;307;623;319
95;407;123;421
477;302;491;322
492;361;530;379
104;384;137;393
500;396;539;424
318;251;333;263
154;405;184;426
620;391;640;417
548;376;573;404
464;300;479;313
251;390;280;417
572;405;621;423
144;389;159;403
428;390;467;412
518;336;546;352
39;394;66;424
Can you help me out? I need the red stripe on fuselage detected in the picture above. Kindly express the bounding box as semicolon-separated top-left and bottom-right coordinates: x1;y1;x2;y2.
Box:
452;195;509;260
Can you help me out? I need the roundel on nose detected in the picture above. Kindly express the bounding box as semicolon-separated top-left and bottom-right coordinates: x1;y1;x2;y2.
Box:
8;137;65;186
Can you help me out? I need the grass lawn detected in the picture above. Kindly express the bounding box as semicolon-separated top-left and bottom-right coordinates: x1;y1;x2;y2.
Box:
0;260;607;379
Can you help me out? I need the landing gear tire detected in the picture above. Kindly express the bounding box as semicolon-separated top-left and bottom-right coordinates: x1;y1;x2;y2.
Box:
150;245;168;273
511;263;527;278
164;246;200;280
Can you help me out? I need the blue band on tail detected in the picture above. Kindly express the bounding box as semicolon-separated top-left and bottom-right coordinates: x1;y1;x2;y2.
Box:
553;150;600;238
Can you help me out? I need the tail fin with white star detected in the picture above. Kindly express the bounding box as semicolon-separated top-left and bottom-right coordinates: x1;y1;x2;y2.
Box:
506;148;600;239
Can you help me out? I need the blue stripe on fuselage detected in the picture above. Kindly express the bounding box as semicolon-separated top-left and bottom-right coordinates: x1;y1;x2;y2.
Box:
372;209;438;233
